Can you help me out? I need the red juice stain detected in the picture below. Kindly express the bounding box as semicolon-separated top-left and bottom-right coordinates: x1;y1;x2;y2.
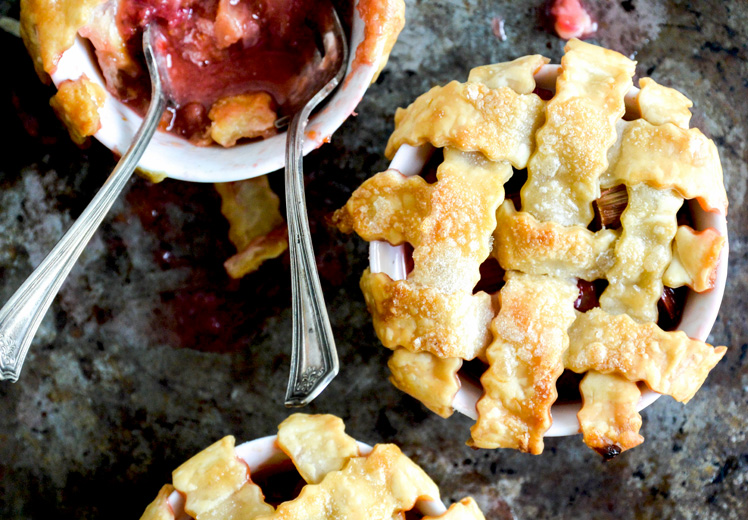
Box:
546;0;597;40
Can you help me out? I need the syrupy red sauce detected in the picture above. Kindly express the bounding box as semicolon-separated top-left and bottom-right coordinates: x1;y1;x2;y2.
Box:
250;459;306;507
114;0;327;143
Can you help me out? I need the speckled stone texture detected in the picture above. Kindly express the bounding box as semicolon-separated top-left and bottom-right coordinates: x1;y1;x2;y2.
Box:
0;0;746;518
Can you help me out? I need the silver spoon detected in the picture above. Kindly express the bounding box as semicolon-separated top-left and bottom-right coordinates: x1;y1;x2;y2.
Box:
0;25;171;382
284;6;348;407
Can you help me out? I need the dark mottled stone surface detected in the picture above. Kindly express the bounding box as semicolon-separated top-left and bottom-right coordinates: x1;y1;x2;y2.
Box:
1;1;747;518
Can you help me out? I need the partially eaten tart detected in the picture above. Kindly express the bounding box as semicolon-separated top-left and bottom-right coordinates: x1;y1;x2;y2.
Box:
20;0;405;148
138;414;485;520
333;40;728;457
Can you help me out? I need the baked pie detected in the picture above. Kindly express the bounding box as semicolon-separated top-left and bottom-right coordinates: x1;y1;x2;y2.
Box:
333;39;728;457
20;0;405;147
138;413;486;520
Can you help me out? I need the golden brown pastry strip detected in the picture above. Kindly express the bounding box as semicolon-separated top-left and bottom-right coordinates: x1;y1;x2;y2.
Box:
277;414;359;485
209;92;277;147
664;226;725;292
215;178;288;278
470;272;578;454
20;0;103;79
600;184;683;323
197;482;275;520
388;349;462;418
139;485;175;520
384;81;545;167
409;149;511;293
577;371;644;459
49;76;106;145
172;436;250;518
354;0;406;82
601;119;727;214
223;226;289;280
565;308;727;403
360;270;495;360
256;444;440;520
493;200;619;281
637;77;692;129
331;170;433;246
467;55;549;93
423;497;486;520
521;39;635;226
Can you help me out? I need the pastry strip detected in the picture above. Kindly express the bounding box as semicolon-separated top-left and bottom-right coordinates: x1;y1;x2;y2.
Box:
493;200;618;281
20;0;103;78
139;485;176;520
600;184;683;323
601;120;727;214
360;270;495;360
409;148;511;293
331;170;433;246
277;414;359;485
470;272;578;454
637;77;692;129
216;178;288;278
385;81;545;167
577;371;644;459
467;55;549;93
49;76;106;145
664;226;725;292
172;436;259;518
388;349;462;418
521;39;635;226
257;444;440;520
565;308;727;403
198;483;275;520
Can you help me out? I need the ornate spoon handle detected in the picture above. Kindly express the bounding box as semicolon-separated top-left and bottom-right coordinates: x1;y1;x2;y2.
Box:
283;103;339;407
0;26;166;382
283;10;347;406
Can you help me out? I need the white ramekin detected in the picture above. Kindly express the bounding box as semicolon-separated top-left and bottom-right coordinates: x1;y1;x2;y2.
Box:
50;2;385;183
165;435;448;518
370;64;730;437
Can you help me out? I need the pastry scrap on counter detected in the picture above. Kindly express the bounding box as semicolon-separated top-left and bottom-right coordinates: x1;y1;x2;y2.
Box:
333;39;728;458
138;414;486;520
20;0;406;148
215;178;288;279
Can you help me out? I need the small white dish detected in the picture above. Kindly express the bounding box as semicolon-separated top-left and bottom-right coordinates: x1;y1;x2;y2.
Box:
370;64;729;437
165;435;447;518
49;2;385;183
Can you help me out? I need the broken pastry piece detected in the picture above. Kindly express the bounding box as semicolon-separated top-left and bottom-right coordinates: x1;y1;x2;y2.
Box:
335;39;728;457
388;348;462;418
664;226;726;293
215;178;288;279
49;75;106;145
577;371;644;459
138;414;485;520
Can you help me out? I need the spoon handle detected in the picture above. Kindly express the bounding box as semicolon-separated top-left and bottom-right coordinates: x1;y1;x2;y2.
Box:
0;28;166;382
283;101;339;408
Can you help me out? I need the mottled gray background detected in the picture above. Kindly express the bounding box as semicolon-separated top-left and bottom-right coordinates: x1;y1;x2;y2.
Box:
1;0;747;518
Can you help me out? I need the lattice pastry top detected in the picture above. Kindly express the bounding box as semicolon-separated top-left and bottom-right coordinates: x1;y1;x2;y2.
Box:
333;39;728;457
138;414;485;520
